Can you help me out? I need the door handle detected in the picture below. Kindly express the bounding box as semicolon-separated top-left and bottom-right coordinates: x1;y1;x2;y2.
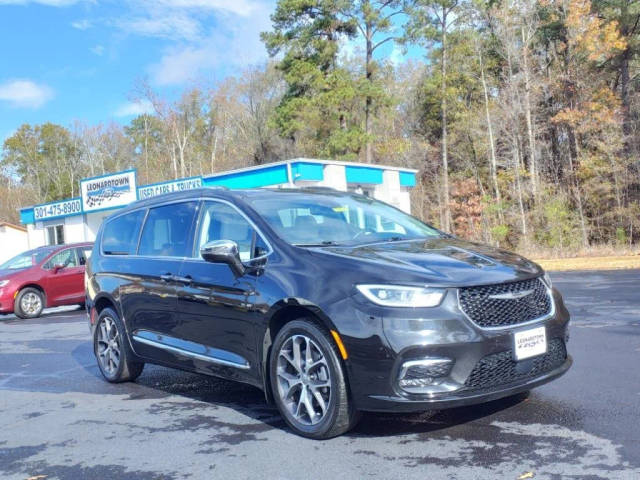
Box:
173;275;193;285
160;273;174;282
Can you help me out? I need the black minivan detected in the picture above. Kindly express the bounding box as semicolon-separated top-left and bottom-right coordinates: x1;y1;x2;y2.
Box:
86;187;571;438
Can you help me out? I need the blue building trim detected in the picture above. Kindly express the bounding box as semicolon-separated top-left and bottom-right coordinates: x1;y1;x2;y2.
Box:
291;162;324;181
20;208;35;225
203;164;289;189
345;166;384;184
399;171;416;187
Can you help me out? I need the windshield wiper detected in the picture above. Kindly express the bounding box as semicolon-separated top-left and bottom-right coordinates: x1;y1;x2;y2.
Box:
293;240;342;247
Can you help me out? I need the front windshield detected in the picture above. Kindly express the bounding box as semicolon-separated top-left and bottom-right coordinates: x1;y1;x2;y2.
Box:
249;192;442;246
0;248;53;270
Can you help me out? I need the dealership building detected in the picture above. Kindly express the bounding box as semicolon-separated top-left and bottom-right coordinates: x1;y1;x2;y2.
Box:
18;158;418;249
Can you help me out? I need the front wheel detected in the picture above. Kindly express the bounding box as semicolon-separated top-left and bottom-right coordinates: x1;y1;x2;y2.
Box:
14;288;44;319
94;307;144;383
269;319;359;439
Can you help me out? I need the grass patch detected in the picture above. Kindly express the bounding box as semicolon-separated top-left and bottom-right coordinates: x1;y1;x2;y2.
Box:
532;255;640;271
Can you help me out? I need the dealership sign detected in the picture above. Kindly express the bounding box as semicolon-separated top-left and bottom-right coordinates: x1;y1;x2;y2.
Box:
137;176;202;200
81;169;137;212
33;198;82;221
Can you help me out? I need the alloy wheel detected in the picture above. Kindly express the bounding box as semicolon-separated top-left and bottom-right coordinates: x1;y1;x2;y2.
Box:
276;334;332;426
20;292;42;316
97;316;121;376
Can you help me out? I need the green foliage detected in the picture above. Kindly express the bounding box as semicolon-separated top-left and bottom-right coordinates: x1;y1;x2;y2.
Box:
536;197;580;249
2;123;78;202
491;224;510;244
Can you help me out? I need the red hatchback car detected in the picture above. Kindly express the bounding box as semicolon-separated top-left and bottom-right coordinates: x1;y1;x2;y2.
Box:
0;242;93;319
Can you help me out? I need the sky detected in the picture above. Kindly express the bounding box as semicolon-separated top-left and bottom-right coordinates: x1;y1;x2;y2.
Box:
0;0;278;140
0;0;410;142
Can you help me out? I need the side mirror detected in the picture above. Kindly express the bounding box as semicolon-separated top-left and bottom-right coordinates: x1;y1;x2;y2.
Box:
200;240;246;277
53;264;65;273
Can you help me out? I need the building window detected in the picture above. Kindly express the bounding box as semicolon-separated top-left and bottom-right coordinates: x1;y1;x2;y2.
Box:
46;225;65;245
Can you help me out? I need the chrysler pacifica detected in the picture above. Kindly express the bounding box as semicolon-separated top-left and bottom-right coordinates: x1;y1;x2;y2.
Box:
86;188;571;438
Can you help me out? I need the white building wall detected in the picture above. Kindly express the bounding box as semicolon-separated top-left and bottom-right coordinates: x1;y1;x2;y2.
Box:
0;226;29;264
64;215;85;243
320;165;347;191
371;170;411;213
84;211;114;242
28;222;47;249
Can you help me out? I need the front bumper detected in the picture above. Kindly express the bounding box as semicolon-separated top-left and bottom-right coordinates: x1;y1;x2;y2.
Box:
363;356;572;412
0;289;15;314
326;286;571;413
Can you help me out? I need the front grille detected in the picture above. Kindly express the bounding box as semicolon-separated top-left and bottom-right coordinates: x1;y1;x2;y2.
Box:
464;338;566;391
458;277;551;328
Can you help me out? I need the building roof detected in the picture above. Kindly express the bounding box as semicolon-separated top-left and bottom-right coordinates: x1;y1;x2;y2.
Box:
0;222;27;233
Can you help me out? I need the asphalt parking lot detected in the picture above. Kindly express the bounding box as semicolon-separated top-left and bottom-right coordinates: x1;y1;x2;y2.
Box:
1;270;639;480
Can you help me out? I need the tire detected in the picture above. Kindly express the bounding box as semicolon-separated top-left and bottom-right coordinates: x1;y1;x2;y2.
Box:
94;307;144;383
269;319;360;439
14;288;44;319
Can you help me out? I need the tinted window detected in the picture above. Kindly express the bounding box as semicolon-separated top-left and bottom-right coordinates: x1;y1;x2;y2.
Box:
0;248;55;270
196;202;268;262
138;202;198;257
248;193;441;246
102;210;145;255
45;249;79;269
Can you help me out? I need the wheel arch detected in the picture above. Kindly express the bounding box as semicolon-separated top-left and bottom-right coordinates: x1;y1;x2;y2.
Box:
260;298;344;404
16;283;47;306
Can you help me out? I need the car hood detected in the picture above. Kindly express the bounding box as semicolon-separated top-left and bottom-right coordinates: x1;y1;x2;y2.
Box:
0;268;27;281
310;237;543;286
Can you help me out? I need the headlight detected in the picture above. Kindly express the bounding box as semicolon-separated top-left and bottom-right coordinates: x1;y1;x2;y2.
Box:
356;284;445;307
0;280;9;288
542;273;553;289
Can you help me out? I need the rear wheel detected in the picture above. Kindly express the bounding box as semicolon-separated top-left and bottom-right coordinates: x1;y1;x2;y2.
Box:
94;307;144;383
269;319;359;439
14;288;44;319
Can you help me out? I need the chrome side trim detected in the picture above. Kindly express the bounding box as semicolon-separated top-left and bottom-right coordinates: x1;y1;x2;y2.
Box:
399;358;453;380
132;330;250;370
457;278;555;331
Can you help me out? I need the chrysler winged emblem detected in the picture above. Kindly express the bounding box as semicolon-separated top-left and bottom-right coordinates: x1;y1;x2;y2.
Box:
488;289;534;300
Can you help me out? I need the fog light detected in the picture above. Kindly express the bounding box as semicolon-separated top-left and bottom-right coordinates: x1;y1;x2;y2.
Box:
398;358;453;392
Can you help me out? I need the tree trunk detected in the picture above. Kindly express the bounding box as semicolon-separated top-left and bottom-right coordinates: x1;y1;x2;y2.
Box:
521;26;538;199
440;8;451;232
620;46;632;155
513;138;527;239
567;129;589;247
479;48;502;213
365;2;373;164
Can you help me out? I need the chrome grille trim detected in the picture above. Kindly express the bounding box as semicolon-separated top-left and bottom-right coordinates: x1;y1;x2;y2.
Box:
457;277;554;330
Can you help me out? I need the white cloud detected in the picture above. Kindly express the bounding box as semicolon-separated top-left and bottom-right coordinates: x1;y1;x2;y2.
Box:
147;1;273;85
116;13;202;41
114;99;154;117
0;0;81;6
71;19;92;30
0;79;54;108
389;44;405;66
150;0;257;17
90;44;104;56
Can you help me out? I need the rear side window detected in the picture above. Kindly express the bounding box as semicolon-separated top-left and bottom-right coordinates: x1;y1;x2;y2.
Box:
138;202;198;257
102;210;145;255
